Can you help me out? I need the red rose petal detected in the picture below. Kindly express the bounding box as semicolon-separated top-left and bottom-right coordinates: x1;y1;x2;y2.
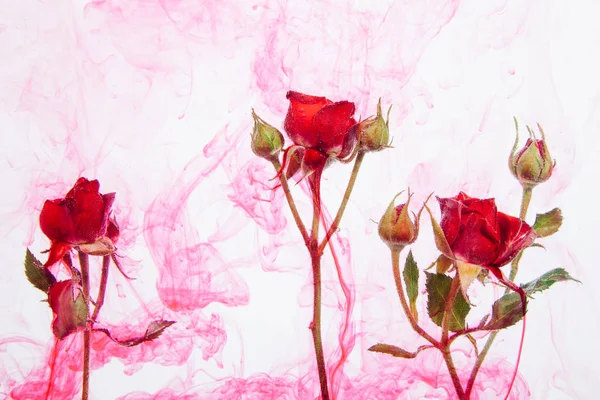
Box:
459;197;498;230
70;189;107;243
284;91;330;148
302;148;328;178
43;241;73;268
66;178;100;197
492;212;536;267
437;196;462;246
450;213;499;266
313;101;356;156
106;218;120;244
39;199;75;243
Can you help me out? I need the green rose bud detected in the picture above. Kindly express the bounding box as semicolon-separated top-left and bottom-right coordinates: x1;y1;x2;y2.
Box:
378;190;428;251
251;110;284;161
356;99;392;152
509;118;555;189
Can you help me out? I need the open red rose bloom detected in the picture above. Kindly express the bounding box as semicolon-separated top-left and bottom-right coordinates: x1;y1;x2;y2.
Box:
437;192;536;272
39;177;118;267
282;91;357;182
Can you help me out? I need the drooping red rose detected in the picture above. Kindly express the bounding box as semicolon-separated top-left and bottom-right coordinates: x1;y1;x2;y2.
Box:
39;178;117;267
436;192;536;269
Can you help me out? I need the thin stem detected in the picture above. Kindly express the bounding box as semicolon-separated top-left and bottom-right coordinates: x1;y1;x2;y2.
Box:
391;250;439;347
318;151;365;254
441;273;461;345
311;250;329;400
78;251;91;400
440;272;465;399
519;187;532;221
465;187;533;397
508;187;531;281
91;255;110;322
271;159;310;247
308;173;329;400
442;346;467;400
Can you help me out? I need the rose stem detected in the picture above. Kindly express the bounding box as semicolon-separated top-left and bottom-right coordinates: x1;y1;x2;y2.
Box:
440;272;466;400
307;170;330;400
91;255;110;322
391;249;440;347
271;159;310;248
318;150;365;254
78;251;91;400
509;187;532;281
464;187;533;397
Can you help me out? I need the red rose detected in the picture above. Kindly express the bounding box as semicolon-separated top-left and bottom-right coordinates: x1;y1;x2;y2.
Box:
282;91;357;180
284;91;357;158
39;178;117;267
436;192;536;269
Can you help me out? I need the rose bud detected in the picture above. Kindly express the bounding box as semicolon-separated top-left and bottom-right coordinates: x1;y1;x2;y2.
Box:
354;98;392;152
378;190;428;251
509;119;555;189
39;178;117;267
251;109;285;161
47;280;88;339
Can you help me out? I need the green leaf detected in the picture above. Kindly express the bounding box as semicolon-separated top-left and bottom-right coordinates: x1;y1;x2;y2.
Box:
24;248;56;293
368;343;418;359
403;251;419;320
532;208;563;238
521;267;581;294
425;272;471;332
483;267;580;330
483;292;525;330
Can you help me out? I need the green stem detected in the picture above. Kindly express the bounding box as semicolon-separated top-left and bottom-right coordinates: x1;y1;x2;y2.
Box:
519;187;532;221
508;187;531;281
440;272;465;399
91;255;110;322
443;346;467;400
318;151;365;254
308;174;329;400
464;187;533;397
391;250;439;347
78;251;91;400
441;273;461;345
272;159;310;248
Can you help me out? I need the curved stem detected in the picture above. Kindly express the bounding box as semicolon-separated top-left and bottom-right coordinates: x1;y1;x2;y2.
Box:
78;251;91;400
272;159;310;247
318;151;365;254
465;187;533;397
308;172;329;400
391;250;440;347
91;255;110;322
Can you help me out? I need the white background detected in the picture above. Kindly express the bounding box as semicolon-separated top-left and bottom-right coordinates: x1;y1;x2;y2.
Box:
1;0;599;399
